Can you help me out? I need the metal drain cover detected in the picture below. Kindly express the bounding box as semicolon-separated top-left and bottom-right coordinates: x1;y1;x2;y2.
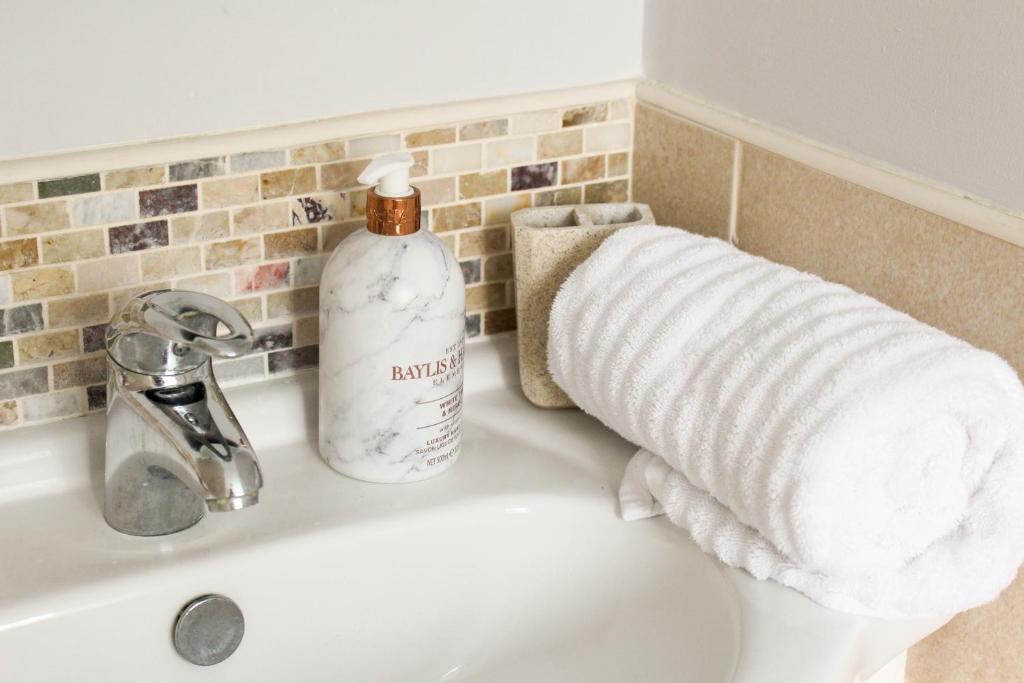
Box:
173;594;245;666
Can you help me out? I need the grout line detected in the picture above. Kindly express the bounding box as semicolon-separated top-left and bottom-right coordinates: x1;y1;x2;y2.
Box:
728;140;742;245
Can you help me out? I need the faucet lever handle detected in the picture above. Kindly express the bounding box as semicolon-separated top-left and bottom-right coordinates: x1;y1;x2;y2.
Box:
141;291;253;359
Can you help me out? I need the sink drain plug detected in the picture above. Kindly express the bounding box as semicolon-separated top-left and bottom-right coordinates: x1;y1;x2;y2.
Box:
173;594;245;666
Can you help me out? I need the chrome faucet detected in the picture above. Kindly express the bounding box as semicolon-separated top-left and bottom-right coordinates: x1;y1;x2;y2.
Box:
103;290;263;536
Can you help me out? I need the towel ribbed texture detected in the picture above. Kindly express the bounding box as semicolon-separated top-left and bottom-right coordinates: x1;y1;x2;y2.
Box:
548;225;1024;617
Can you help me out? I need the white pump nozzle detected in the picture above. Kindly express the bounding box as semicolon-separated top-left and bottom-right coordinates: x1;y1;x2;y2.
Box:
357;152;414;198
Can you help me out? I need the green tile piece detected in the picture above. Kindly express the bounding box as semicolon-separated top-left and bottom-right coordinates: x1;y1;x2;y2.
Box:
38;173;101;198
0;341;12;370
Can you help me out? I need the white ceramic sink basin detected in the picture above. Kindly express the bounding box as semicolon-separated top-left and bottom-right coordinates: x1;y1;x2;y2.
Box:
0;334;943;682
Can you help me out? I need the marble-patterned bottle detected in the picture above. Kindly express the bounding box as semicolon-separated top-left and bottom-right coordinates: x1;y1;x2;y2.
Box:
319;152;466;483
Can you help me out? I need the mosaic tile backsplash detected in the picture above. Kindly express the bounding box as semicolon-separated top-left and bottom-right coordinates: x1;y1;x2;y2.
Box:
0;98;633;429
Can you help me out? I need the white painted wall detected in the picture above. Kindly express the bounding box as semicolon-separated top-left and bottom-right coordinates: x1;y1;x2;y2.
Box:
0;0;644;159
643;0;1024;213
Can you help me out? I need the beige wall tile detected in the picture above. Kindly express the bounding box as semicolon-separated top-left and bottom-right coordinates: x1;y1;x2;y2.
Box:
170;211;230;244
232;203;289;235
538;130;583;160
5;201;70;235
466;282;507;310
264;228;318;259
432;203;482;232
460;119;508;141
584;179;628;204
607;152;629;177
260;167;316;200
294;316;319;347
201;176;259;209
0;182;35;205
459;171;507;199
509;109;562;135
562;104;607;127
459;226;508;258
267;287;318;318
48;293;109;328
485;137;534;169
290;141;345;165
230;296;263;323
204;238;261;269
322;160;370;191
737;143;1024;372
416;178;456;206
174;272;232;299
632;104;734;239
562;155;606;184
41;230;105;264
77;254;139;292
0;238;39;271
141;246;201;280
103;165;166;190
405;128;455;148
322;221;364;253
585;122;631;152
11;267;74;301
17;329;79;363
484;195;530;226
433;144;482;174
52;356;106;390
348;134;400;157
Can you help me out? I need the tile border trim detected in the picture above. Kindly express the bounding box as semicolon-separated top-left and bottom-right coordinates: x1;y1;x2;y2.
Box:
637;81;1024;248
0;80;637;185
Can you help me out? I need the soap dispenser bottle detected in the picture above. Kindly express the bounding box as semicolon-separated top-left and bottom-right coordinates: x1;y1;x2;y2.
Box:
319;152;466;482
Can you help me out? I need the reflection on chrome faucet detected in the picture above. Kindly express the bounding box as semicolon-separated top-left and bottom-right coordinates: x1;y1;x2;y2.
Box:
103;290;262;536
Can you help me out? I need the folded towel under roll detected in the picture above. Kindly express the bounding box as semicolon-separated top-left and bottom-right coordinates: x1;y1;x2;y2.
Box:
548;225;1024;617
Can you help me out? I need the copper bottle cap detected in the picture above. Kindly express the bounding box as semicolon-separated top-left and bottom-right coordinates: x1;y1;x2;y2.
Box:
366;186;421;236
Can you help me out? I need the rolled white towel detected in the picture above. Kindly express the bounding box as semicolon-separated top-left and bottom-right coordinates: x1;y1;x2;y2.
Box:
549;225;1024;617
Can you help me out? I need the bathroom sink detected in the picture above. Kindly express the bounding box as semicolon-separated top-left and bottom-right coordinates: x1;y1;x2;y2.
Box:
0;334;942;682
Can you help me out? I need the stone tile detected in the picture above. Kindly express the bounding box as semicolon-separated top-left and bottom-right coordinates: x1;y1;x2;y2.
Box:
433;144;482;174
5;201;70;235
322;221;364;252
141;246;201;280
465;313;481;338
204;238;261;269
52;356;106;390
534;186;583;207
233;203;290;234
0;275;10;306
561;155;605;184
267;287;318;318
458;227;508;258
459;171;507;199
260;167;317;200
230;296;263;323
0;399;18;425
509;110;562;135
22;389;83;421
17;330;79;363
608;152;630;177
230;150;286;173
632;105;734;239
410;150;429;178
608;99;632;120
235;262;290;294
484;253;513;282
290;141;346;165
466;282;507;310
0;238;39;271
538;130;583;160
72;191;136;226
562;104;608;127
460;258;482;285
40;229;104;264
585;122;631;152
584;179;629;204
86;385;107;411
38;174;100;198
485;137;534;169
109;220;169;253
405;128;455;148
77;254;140;292
289;194;346;226
11;267;74;301
432;203;482;232
82;324;108;353
460;119;508;140
0;303;44;335
348;134;401;157
139;185;198;217
0;182;34;204
268;345;318;374
417;178;457;206
439;232;455;256
170;211;230;244
201;175;259;209
264;228;318;259
294;255;328;287
48;294;108;328
169;157;225;181
173;272;232;299
0;367;48;400
212;355;266;384
253;323;293;352
511;163;558;191
484;307;517;334
737;144;1024;372
348;190;367;217
293;316;319;347
103;166;166;190
484;195;531;226
322;160;371;190
0;341;12;369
